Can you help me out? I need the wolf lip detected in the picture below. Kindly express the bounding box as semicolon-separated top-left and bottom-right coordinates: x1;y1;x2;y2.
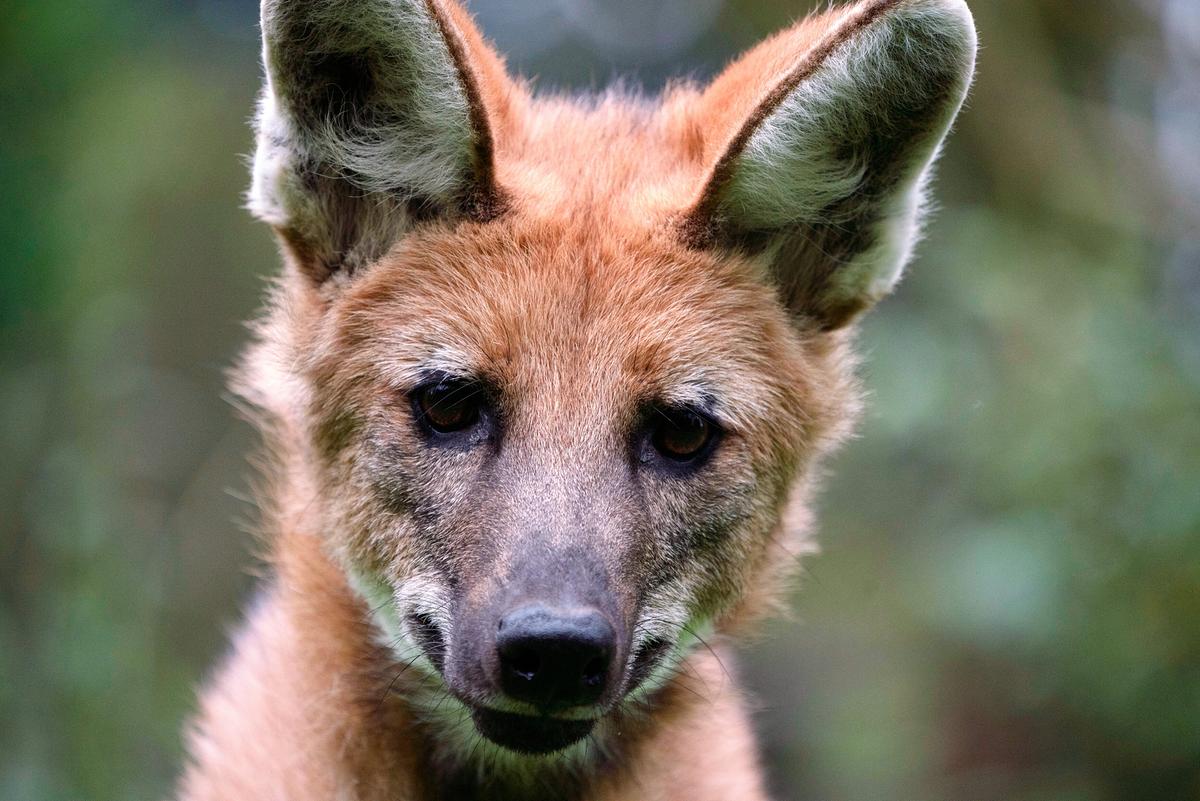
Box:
470;707;595;755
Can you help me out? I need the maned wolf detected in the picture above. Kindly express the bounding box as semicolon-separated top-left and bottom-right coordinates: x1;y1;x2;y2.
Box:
176;0;976;798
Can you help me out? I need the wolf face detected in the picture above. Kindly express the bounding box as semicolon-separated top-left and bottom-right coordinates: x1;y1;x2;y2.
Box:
239;0;975;760
286;216;850;757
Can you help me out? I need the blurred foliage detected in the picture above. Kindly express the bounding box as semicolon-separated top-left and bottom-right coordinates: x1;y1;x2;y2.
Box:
1;0;1197;799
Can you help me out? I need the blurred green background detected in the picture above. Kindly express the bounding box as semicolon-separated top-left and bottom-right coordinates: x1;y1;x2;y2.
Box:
2;0;1198;799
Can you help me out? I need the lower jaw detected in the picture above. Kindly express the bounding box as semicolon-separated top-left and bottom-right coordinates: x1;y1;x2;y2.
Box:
470;707;596;755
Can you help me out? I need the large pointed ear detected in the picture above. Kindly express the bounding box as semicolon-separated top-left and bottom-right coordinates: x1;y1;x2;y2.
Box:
248;0;512;282
680;0;977;329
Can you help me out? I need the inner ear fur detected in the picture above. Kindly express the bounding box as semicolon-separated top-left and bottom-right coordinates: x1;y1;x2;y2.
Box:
250;0;513;283
680;0;977;330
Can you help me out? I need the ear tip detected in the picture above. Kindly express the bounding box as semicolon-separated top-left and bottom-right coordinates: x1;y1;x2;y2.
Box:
902;0;979;67
860;0;976;104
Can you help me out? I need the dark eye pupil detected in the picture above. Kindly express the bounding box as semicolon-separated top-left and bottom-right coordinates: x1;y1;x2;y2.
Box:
652;410;712;461
417;381;480;433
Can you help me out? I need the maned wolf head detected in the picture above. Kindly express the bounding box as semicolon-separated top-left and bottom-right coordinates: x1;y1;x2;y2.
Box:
239;0;975;760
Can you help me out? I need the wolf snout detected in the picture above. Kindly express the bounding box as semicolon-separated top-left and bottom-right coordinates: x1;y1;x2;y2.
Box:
495;605;616;710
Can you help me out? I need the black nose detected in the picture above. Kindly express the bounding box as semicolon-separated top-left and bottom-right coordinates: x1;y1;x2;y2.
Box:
496;605;615;710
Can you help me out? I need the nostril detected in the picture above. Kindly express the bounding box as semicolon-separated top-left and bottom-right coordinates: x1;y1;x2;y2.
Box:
507;647;541;682
582;657;606;688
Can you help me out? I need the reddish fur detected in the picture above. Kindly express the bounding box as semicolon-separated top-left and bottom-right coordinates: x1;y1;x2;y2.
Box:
170;2;954;798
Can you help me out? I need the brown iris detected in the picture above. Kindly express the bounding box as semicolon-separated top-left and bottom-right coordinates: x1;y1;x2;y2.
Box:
414;378;482;433
651;408;715;462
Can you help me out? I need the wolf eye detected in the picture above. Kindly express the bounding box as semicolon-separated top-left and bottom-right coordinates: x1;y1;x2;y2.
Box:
650;408;717;463
413;378;483;434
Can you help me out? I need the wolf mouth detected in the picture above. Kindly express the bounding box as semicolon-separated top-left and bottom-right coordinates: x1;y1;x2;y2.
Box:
470;707;596;755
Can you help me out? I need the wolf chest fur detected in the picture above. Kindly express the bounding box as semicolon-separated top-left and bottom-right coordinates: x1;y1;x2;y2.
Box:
176;1;976;798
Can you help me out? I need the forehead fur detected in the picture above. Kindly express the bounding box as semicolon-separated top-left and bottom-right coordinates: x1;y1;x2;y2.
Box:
489;91;711;223
309;208;850;453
